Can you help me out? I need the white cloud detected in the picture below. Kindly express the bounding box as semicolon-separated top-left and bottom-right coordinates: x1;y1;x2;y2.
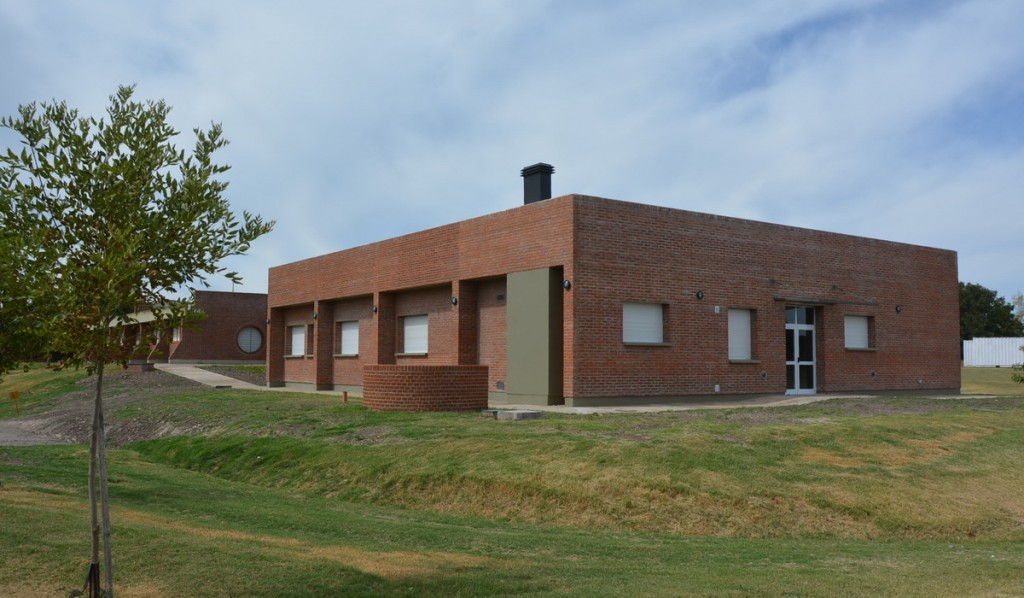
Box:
1;0;1022;299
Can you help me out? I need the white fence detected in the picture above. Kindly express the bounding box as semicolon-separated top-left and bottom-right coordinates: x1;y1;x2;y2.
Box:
963;337;1024;367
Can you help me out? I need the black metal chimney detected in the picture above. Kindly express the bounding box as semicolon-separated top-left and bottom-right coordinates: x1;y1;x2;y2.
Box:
521;162;554;204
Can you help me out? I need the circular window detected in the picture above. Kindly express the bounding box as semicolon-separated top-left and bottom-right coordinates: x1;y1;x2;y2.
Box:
237;326;263;354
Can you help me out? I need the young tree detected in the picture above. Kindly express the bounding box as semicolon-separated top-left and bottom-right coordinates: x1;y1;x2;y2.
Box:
0;86;274;597
959;282;1024;341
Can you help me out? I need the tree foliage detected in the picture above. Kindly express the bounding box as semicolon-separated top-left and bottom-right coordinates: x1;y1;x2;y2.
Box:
0;86;274;596
959;282;1024;342
0;192;51;376
1;85;273;370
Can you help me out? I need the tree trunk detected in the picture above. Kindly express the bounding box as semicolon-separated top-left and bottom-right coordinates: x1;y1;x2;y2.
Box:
87;365;101;598
88;362;115;597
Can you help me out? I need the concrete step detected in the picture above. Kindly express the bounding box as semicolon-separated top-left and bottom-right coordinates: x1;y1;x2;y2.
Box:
482;409;543;421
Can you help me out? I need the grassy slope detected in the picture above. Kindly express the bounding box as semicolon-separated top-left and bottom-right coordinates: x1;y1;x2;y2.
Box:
2;446;1023;597
124;393;1024;541
1;367;1023;595
0;366;85;420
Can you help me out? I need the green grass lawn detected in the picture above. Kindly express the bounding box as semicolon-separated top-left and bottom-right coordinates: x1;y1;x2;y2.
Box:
961;365;1024;395
1;367;1023;596
3;446;1022;597
126;394;1024;541
0;366;85;420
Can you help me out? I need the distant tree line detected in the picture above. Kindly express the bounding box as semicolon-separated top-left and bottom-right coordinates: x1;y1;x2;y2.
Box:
959;282;1023;342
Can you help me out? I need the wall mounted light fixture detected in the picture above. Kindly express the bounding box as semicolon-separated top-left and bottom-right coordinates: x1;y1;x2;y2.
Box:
562;279;572;290
265;318;270;325
895;305;903;313
695;290;705;300
451;296;458;306
312;312;318;320
372;305;378;314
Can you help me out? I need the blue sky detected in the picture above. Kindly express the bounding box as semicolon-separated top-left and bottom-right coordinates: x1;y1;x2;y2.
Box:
2;0;1022;302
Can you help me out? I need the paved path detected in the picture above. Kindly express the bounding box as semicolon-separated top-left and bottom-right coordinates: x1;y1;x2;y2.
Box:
500;393;864;414
154;363;265;390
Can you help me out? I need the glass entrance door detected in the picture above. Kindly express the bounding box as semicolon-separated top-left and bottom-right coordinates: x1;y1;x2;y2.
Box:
785;306;816;395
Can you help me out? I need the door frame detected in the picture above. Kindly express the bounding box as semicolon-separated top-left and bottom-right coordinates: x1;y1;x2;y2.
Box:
785;306;817;395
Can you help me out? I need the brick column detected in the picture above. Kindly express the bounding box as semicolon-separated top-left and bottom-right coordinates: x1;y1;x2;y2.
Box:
363;365;488;411
313;300;334;390
370;291;396;365
453;280;478;365
267;307;285;387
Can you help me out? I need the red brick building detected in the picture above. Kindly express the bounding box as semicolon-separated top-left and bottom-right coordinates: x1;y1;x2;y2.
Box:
166;290;267;364
267;165;960;408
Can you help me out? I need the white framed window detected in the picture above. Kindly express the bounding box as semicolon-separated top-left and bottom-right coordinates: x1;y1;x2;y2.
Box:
289;325;306;356
844;315;871;349
237;326;263;353
728;308;752;360
623;302;664;344
338;320;359;356
172;327;182;342
403;314;428;354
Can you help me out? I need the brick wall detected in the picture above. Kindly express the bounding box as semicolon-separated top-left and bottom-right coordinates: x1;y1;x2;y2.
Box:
570;195;960;398
268;196;574;392
330;295;373;387
267;193;959;402
167;291;267;363
394;285;456;364
476;277;508;392
362;365;489;411
268;197;575;307
281;304;314;383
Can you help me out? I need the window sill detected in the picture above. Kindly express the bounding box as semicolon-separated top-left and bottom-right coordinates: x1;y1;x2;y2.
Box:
845;347;877;352
284;355;310;360
395;352;428;357
623;342;672;347
729;359;761;364
334;354;359;359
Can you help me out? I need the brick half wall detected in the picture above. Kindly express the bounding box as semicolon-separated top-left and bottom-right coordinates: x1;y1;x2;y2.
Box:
362;365;488;411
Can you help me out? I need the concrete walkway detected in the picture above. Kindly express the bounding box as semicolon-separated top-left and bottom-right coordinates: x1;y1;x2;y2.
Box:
154;363;265;390
501;393;854;414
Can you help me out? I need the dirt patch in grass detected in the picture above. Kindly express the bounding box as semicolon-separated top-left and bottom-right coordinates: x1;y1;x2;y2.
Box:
802;428;998;469
77;369;203;393
801;447;865;468
0;369;208;446
301;546;493;579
